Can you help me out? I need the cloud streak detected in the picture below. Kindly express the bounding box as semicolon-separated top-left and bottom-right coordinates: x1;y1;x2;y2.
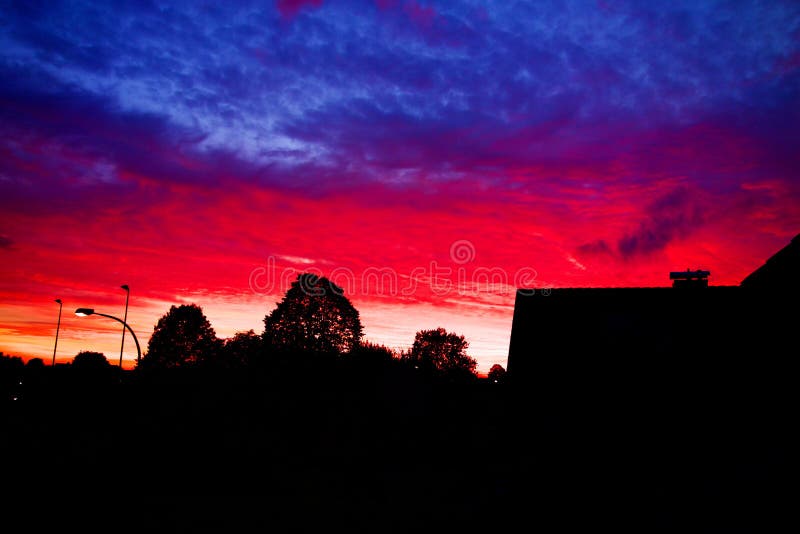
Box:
618;187;706;259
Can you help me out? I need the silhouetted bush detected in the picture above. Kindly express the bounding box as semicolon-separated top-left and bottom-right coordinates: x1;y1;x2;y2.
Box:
220;330;265;369
25;357;45;371
72;351;111;372
487;364;506;384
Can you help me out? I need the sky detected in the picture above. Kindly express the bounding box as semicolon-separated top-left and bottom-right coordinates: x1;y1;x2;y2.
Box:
1;0;799;373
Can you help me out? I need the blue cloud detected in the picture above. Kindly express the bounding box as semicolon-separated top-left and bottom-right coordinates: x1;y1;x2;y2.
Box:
0;0;797;199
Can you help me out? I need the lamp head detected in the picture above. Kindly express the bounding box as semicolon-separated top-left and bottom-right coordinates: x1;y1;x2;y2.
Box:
75;308;94;317
55;299;62;304
121;284;129;291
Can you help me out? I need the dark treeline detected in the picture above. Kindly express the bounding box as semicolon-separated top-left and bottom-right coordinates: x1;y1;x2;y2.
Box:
135;273;480;379
0;342;508;530
0;272;791;531
0;274;505;530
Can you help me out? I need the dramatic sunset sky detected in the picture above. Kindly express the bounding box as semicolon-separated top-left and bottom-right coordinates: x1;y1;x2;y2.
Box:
1;1;798;372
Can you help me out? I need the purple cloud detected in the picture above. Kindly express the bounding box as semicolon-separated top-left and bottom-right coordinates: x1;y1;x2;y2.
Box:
1;1;797;235
276;0;325;19
618;188;706;259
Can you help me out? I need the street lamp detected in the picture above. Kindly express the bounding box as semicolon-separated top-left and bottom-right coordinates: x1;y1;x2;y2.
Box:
75;308;141;366
119;285;130;368
52;299;63;366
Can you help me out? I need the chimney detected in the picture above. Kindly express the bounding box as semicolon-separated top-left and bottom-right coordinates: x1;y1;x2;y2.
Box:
669;269;710;289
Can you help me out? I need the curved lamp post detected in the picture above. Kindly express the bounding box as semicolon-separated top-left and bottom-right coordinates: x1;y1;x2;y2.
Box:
52;299;63;366
75;308;141;366
119;285;130;368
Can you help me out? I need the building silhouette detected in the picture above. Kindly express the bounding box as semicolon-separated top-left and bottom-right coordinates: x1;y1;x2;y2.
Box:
740;233;800;291
506;233;799;389
503;234;797;529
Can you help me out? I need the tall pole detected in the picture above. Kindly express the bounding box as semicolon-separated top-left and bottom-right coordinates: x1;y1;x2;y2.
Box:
52;299;63;366
119;285;129;368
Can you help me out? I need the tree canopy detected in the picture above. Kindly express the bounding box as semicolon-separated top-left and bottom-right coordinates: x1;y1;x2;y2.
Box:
263;273;363;354
407;327;477;378
222;330;264;368
487;364;507;383
25;357;46;370
140;304;220;369
72;351;110;371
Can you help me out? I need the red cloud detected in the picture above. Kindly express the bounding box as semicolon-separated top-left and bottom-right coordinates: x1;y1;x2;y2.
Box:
2;161;795;373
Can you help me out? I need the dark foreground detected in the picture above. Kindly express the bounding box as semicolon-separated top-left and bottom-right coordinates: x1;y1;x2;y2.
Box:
1;357;791;532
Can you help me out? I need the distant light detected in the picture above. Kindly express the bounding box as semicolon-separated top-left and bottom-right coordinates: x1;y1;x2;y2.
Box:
75;308;95;317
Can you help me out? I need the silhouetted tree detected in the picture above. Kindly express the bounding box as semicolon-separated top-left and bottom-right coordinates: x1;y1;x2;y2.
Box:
352;341;395;359
0;352;24;372
139;304;221;369
23;357;47;388
25;357;45;371
263;273;363;354
0;353;24;394
72;351;111;371
487;364;506;384
407;327;477;378
222;330;264;368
